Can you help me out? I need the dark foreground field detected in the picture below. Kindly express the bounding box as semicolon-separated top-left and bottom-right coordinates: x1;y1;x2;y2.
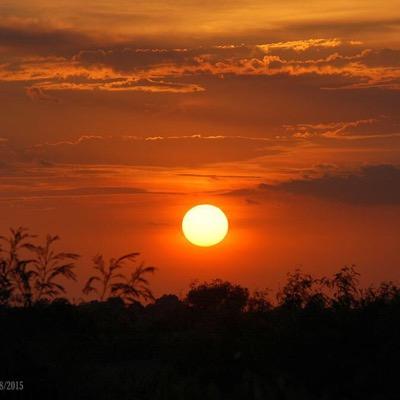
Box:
1;268;400;400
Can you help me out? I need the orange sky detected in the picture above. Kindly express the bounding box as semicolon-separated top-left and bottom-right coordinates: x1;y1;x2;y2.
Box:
1;0;400;298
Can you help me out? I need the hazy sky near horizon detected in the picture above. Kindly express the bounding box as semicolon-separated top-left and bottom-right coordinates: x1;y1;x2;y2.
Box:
1;0;400;298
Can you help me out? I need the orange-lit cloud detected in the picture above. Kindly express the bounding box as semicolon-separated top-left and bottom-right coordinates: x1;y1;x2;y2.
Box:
256;38;344;52
2;38;399;97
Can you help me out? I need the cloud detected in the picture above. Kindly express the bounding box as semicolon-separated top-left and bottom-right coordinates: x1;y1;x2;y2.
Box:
284;116;400;139
257;38;343;53
29;79;204;94
284;118;377;139
29;135;284;167
2;38;400;95
287;18;400;44
0;54;204;93
4;2;400;47
236;164;400;205
72;48;192;72
0;20;99;55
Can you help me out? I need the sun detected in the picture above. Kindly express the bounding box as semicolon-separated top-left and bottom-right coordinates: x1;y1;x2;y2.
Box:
182;204;229;247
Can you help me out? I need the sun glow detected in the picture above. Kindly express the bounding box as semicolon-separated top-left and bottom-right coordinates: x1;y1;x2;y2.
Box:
182;204;229;247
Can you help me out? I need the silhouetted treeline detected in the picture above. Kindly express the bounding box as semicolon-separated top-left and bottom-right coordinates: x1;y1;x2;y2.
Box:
1;228;400;399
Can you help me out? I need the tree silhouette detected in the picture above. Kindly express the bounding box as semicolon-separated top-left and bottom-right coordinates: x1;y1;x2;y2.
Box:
83;252;156;302
186;279;249;314
277;269;319;308
328;265;360;308
247;289;272;313
26;235;80;302
362;281;400;306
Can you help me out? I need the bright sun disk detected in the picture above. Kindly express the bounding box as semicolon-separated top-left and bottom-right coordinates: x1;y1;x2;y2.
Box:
182;204;229;247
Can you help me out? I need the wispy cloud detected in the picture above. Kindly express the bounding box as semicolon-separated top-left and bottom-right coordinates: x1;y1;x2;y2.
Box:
257;38;343;52
29;134;284;167
284;116;400;139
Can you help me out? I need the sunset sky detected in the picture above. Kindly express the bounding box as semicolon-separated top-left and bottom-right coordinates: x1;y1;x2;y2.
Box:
1;0;400;298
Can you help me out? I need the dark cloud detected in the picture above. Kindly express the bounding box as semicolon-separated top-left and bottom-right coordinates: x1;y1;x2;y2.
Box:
258;164;400;205
361;49;400;67
73;48;194;72
0;23;98;56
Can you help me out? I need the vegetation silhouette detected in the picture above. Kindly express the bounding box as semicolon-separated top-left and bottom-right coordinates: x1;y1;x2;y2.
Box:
1;227;400;399
83;253;156;302
27;234;79;303
0;228;79;306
